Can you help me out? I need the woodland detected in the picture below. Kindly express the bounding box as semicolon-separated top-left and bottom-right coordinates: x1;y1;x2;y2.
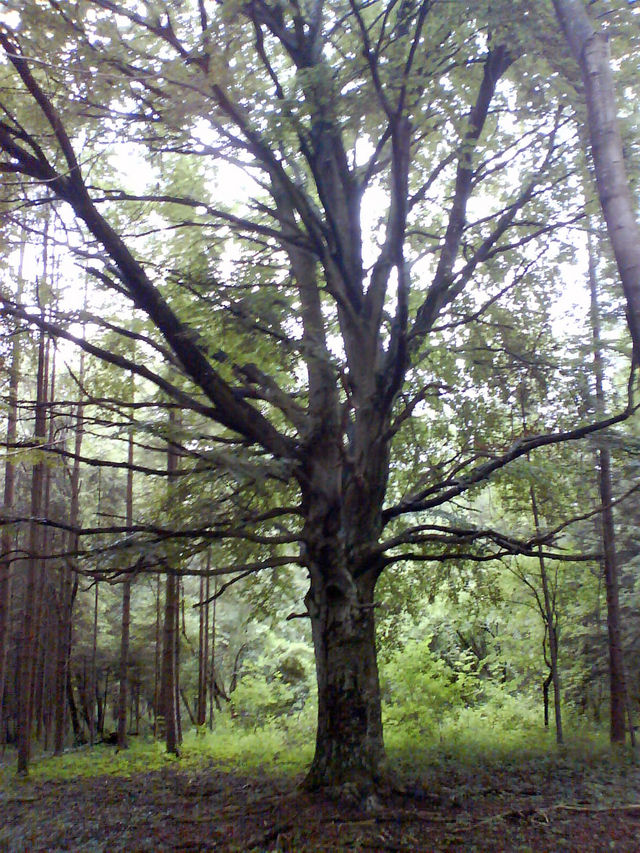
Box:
1;0;640;849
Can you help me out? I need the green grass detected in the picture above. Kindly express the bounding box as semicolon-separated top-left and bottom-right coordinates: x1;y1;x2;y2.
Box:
0;714;315;787
385;703;638;784
0;705;634;790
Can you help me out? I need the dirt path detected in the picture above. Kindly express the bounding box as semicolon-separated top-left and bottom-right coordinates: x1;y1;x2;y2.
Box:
1;758;640;851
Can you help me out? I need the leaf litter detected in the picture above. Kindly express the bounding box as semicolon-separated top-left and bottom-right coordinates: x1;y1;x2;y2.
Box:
1;753;639;851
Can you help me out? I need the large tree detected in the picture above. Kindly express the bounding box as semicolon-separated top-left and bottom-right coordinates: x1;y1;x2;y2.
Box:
0;0;634;788
553;0;640;363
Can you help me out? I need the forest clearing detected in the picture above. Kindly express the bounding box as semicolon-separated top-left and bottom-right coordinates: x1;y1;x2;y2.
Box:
1;0;640;849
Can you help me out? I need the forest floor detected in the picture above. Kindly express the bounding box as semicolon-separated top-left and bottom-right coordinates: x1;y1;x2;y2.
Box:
1;745;640;852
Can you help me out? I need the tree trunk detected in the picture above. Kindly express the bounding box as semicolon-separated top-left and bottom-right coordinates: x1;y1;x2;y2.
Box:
299;382;391;791
117;377;135;749
180;689;196;726
54;353;84;755
89;582;99;745
0;239;23;745
553;0;640;362
97;667;108;739
529;484;563;745
53;573;77;754
160;410;180;755
208;575;217;729
197;552;210;727
66;669;82;745
154;575;161;739
175;578;182;745
134;681;140;735
304;572;384;791
17;318;48;775
34;336;55;746
543;668;552;728
116;577;131;748
161;570;179;754
597;448;628;742
588;237;630;742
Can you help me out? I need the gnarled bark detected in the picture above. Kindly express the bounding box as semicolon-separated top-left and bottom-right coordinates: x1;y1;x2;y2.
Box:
305;572;384;791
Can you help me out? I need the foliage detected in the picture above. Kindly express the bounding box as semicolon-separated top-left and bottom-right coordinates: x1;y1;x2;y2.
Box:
229;639;315;728
381;630;479;736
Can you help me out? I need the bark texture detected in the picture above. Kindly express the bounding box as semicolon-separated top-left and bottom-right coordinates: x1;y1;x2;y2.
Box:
554;0;640;362
305;575;384;790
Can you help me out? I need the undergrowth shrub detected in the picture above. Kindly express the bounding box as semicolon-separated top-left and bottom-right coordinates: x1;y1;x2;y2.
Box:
381;633;478;736
230;640;314;728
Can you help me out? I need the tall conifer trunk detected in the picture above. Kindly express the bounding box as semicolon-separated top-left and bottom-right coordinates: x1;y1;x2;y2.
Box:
153;575;161;738
588;235;631;743
196;552;210;727
160;410;180;755
0;239;23;745
54;353;84;754
34;336;55;744
117;386;135;750
17;324;47;774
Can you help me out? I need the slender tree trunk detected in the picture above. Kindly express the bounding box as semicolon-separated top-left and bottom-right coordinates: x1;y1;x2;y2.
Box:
34;337;55;746
17;317;48;775
116;578;131;743
66;670;81;744
54;352;84;754
197;572;207;727
160;410;180;755
588;236;631;743
202;560;210;725
89;582;99;745
175;579;182;745
97;667;108;739
597;449;628;742
553;0;640;362
180;689;196;726
117;403;135;750
208;574;217;729
41;603;54;751
154;575;161;739
161;569;179;754
530;485;563;744
0;240;23;745
543;666;553;728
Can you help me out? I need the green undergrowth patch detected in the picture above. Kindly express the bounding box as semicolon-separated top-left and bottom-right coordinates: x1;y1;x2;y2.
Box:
1;707;635;792
386;704;638;789
191;715;314;775
0;715;315;788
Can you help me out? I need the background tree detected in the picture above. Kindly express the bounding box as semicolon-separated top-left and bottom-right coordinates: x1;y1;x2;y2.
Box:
553;0;640;361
